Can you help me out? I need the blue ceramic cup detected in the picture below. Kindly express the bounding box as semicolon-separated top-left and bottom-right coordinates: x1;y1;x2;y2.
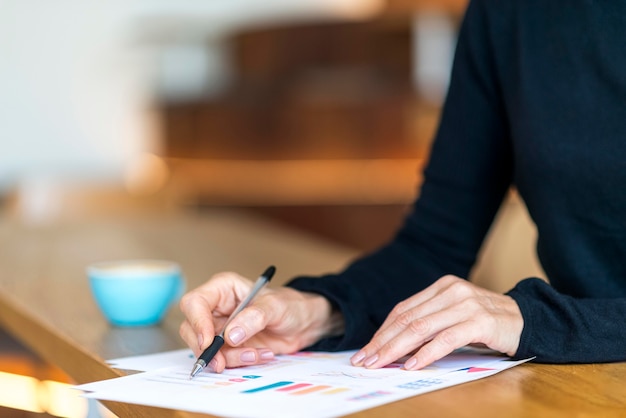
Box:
87;259;185;327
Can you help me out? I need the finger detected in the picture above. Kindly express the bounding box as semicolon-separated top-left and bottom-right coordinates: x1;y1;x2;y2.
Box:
179;320;203;356
179;273;253;351
360;307;464;369
179;292;220;351
353;286;462;367
216;287;322;367
206;351;226;374
179;320;228;374
404;321;476;370
220;347;276;369
224;301;276;347
374;275;460;336
372;288;456;345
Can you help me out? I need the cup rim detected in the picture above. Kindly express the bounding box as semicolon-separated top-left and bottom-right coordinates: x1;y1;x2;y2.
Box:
87;259;181;278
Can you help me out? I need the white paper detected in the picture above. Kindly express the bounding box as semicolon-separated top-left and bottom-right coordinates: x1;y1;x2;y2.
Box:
80;348;530;418
107;348;195;372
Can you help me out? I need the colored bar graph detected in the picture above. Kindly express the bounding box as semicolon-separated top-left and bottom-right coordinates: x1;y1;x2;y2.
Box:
242;381;293;393
242;381;350;396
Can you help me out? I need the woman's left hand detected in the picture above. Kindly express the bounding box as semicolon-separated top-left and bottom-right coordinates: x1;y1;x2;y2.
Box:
350;275;523;370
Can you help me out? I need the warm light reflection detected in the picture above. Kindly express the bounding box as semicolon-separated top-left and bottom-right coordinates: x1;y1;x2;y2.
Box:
0;371;98;417
0;371;44;413
124;153;170;196
41;380;89;418
324;0;384;18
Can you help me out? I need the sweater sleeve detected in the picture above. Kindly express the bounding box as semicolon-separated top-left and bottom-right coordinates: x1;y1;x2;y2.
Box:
287;0;514;351
507;279;626;363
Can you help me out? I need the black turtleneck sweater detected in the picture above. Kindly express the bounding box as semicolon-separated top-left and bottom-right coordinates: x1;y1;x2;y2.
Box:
287;0;626;363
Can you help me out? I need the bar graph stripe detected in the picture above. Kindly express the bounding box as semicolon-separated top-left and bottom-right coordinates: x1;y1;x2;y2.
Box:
277;383;313;392
321;388;350;395
290;385;332;395
242;381;294;393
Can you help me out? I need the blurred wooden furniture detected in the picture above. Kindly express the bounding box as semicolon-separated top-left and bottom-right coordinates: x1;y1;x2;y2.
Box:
163;15;415;158
384;0;469;16
162;0;468;168
160;14;444;251
0;209;624;418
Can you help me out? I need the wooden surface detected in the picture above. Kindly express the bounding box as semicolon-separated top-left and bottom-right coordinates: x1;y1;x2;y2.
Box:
0;208;625;418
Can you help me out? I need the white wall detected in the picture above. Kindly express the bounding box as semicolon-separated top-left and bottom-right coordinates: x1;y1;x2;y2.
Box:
0;0;383;195
0;1;154;192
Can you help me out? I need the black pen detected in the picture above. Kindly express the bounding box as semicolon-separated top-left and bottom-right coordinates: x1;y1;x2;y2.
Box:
189;265;276;379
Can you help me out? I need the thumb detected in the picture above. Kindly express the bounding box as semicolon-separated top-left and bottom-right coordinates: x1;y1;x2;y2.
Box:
224;303;272;346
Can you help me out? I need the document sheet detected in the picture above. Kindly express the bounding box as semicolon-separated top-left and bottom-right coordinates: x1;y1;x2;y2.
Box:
77;348;529;418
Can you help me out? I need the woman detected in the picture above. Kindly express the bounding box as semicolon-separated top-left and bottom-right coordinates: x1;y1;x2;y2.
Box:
179;0;626;373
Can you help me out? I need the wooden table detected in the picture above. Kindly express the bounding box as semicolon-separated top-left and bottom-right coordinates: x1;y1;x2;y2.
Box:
0;208;624;418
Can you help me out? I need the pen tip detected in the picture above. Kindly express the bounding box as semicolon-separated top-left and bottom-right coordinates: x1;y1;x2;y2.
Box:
190;363;203;380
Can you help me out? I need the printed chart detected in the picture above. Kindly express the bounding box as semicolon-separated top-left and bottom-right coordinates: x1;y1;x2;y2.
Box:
78;348;529;418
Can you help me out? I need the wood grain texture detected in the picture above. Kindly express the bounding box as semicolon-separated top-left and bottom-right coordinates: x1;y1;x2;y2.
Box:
0;209;624;417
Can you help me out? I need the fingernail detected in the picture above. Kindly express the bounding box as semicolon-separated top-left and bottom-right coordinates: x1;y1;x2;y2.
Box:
197;334;204;349
240;351;256;363
208;358;218;371
364;354;379;367
259;349;275;361
404;358;417;370
229;327;246;345
351;351;366;365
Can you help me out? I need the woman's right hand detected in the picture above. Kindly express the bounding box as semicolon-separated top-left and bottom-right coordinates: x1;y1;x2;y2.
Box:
179;271;343;373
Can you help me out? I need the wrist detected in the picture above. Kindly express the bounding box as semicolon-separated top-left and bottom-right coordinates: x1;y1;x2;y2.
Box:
298;291;345;347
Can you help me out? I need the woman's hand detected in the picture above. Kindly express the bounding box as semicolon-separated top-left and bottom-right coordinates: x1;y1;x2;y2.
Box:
179;271;343;373
351;275;523;370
